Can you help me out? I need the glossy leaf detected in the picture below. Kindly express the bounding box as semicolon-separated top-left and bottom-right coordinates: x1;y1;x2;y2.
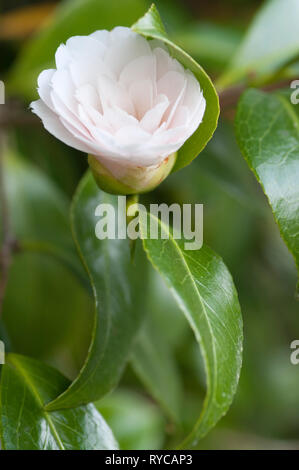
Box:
45;171;144;410
14;126;87;197
96;389;165;450
173;22;242;73
132;4;219;172
0;354;117;450
161;120;264;274
1;152;92;358
8;0;149;99
3;252;93;361
4;152;79;268
132;320;183;424
140;213;243;447
218;0;299;88
235;88;299;288
131;267;185;423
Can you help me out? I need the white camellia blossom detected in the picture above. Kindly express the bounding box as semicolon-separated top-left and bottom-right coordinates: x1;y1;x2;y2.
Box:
31;27;206;194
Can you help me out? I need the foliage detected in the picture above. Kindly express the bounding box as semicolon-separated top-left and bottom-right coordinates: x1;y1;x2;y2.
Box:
0;0;299;450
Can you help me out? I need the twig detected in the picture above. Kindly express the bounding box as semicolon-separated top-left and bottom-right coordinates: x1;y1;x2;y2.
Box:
0;101;39;128
219;78;293;111
0;133;18;318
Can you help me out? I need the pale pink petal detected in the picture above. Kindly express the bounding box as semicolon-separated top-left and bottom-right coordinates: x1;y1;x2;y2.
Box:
31;100;95;154
110;26;136;41
104;106;139;133
37;69;55;110
120;55;156;88
182;71;202;114
165;79;186;128
152;125;188;147
186;93;206;136
78;104;111;132
153;47;184;80
98;75;134;115
129;79;154;120
105;29;152;76
76;84;102;113
50;91;91;139
62;36;112;88
157;71;186;123
88;126;131;158
51;69;77;113
140;94;169;133
65;35;106;61
169;105;190;128
115;126;151;149
70;59;114;88
149;39;168;52
153;48;171;80
90;29;110;46
55;44;70;69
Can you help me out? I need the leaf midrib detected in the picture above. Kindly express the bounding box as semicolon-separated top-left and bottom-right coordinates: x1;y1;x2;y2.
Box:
8;355;65;450
142;213;217;404
276;93;299;130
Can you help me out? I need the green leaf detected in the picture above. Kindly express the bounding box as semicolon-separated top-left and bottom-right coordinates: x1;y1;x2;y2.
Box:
173;22;242;73
140;213;243;447
162;120;265;274
2;152;92;359
132;4;219;172
7;0;149;100
3;151;84;281
235;88;299;289
131;267;185;424
96;389;165;450
218;0;299;88
14;126;86;197
45;171;144;410
0;354;117;450
3;252;93;360
132;320;183;424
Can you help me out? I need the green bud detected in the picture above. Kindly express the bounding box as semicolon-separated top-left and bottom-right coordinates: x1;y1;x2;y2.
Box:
88;153;177;195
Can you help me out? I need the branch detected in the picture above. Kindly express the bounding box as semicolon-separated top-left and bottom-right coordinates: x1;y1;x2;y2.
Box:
219;78;293;111
0;133;18;318
0;101;39;128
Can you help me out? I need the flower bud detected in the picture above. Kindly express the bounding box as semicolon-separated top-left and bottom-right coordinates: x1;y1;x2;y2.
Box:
88;152;176;195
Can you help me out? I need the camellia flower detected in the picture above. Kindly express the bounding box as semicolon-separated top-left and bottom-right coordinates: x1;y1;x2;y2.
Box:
31;27;206;194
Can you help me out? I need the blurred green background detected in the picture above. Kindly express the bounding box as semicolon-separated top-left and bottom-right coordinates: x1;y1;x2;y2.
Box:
0;0;299;450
